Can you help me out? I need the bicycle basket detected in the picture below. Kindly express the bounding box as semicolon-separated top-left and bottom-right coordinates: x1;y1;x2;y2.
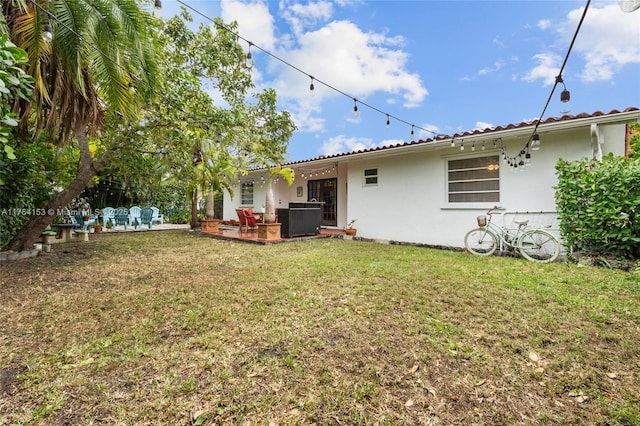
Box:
476;215;487;227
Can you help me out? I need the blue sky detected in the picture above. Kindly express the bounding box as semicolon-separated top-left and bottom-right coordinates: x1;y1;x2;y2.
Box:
159;0;640;162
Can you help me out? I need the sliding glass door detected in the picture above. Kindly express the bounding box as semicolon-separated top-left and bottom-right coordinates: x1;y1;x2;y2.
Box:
307;178;337;226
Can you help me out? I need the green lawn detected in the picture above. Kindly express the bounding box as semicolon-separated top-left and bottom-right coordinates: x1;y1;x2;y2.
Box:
1;231;638;425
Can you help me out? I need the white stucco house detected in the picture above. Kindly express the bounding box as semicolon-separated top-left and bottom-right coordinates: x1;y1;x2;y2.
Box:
222;107;639;249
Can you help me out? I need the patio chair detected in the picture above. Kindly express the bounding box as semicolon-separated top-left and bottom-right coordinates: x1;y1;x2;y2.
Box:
236;208;258;232
113;207;130;230
102;207;115;228
129;206;141;227
137;207;154;229
64;207;95;230
150;207;164;225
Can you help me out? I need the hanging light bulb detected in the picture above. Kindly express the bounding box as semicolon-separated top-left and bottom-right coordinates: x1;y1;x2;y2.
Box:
43;23;53;42
460;140;464;151
481;143;486;151
128;81;136;94
154;0;162;8
410;125;415;141
309;76;315;97
245;42;254;69
386;114;390;128
353;99;359;118
451;139;455;148
556;75;570;103
531;132;541;150
525;151;532;166
471;143;476;152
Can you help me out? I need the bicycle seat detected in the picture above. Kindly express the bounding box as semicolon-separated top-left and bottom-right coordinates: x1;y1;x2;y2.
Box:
514;219;529;226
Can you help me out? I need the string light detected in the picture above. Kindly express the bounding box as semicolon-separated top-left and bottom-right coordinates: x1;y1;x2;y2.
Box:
155;0;162;9
36;0;588;171
500;0;589;171
530;132;541;150
172;0;446;142
556;75;570;103
353;99;359;118
245;42;254;69
43;22;52;42
410;125;414;141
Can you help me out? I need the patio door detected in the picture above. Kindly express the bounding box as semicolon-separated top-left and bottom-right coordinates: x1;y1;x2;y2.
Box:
308;178;337;226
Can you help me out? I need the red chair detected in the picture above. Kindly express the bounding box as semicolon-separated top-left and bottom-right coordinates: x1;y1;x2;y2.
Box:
236;208;258;231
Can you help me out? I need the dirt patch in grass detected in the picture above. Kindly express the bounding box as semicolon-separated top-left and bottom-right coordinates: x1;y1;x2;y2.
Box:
1;231;639;425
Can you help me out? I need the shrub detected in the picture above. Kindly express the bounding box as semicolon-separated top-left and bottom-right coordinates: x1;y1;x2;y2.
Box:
167;207;190;224
555;153;640;260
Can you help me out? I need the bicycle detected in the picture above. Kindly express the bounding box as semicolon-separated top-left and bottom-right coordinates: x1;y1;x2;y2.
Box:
464;206;561;263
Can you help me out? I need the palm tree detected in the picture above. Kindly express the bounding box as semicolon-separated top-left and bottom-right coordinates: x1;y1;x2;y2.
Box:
263;165;295;224
3;0;158;251
189;142;236;228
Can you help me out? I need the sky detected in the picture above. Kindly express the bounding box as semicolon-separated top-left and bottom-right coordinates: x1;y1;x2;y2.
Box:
159;0;640;163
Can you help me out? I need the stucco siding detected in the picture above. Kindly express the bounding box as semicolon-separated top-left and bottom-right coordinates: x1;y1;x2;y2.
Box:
223;110;637;249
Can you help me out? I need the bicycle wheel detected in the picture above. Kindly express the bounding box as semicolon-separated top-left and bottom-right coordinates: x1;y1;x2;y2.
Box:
464;228;498;256
517;229;560;263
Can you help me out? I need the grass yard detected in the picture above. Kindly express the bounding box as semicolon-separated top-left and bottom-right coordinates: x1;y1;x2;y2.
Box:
0;230;639;425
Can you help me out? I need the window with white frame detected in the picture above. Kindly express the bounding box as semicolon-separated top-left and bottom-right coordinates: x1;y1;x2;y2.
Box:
363;168;378;186
241;183;254;205
447;156;500;203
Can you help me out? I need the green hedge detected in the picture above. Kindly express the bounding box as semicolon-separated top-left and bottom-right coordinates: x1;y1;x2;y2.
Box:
555;153;640;259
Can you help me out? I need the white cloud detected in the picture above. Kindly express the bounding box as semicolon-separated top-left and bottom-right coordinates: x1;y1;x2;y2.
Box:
478;60;505;76
289;98;325;133
417;123;440;140
538;19;551;30
522;53;562;86
567;4;640;82
273;20;427;108
222;1;428;136
221;0;276;51
280;0;333;36
526;4;640;85
320;134;378;156
334;0;363;6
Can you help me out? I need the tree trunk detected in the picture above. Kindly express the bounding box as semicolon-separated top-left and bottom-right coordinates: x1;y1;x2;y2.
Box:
5;130;99;252
264;179;276;224
205;186;214;220
190;187;199;229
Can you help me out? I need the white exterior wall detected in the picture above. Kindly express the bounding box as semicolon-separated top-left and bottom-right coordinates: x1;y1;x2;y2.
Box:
222;171;327;220
223;114;636;247
342;122;631;248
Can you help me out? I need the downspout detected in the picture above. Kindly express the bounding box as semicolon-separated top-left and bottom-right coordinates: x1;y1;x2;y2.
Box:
590;123;602;160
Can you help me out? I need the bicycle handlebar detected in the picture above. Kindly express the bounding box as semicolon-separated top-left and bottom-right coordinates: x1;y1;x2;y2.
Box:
486;205;502;215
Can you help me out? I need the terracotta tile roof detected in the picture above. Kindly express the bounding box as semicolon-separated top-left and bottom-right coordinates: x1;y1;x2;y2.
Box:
284;107;639;166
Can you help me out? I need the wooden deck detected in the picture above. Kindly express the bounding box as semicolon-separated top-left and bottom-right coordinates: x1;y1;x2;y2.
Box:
91;223;346;245
200;225;346;245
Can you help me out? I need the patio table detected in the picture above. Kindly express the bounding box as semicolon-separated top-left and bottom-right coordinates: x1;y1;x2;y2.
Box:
53;223;80;243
